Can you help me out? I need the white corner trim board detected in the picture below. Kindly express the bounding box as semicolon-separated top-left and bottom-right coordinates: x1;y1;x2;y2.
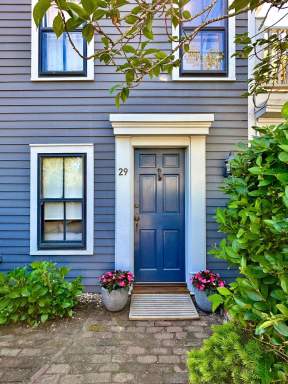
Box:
110;113;213;291
29;143;94;256
30;0;94;81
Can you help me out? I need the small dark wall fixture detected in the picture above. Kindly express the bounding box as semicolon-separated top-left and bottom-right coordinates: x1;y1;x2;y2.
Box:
224;152;234;177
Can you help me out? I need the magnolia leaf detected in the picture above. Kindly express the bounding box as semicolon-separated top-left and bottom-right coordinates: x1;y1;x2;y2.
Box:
82;23;94;43
33;0;51;26
245;289;263;302
53;13;64;38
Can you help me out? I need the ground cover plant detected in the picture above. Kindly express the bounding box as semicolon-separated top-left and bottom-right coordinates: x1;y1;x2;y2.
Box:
0;261;83;326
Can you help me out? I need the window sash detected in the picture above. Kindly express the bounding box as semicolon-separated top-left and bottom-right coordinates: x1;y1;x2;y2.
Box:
38;27;87;77
38;154;87;250
180;0;228;76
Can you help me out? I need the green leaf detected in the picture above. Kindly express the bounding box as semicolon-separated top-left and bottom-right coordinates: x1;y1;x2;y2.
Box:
281;101;288;119
276;304;288;316
278;151;288;163
280;275;288;293
182;10;191;19
82;23;94;43
67;2;89;19
274;322;288;337
245;289;263;302
217;287;232;296
123;45;136;54
53;13;64;38
92;9;106;20
41;313;49;323
81;0;96;13
33;0;51;26
208;294;223;312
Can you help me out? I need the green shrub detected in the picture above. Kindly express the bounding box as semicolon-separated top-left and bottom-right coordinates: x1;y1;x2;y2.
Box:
208;121;288;359
187;322;288;384
0;261;83;326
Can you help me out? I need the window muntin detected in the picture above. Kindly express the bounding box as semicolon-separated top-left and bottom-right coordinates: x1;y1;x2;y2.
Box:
180;0;228;76
39;7;87;76
38;154;86;249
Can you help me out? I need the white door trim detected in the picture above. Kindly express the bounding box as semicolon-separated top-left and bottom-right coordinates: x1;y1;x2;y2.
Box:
110;114;213;291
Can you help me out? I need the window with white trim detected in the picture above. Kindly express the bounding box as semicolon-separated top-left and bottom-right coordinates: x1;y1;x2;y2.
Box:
181;0;228;76
30;144;94;255
172;0;235;81
31;2;94;81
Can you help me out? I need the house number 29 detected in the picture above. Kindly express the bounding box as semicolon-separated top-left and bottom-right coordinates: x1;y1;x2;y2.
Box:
118;168;128;176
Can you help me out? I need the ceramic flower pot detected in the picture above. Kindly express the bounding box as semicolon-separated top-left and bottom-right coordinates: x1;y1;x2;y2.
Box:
194;288;212;312
101;287;129;312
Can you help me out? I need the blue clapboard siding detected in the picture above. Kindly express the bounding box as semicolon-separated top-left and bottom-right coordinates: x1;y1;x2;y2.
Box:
0;0;247;290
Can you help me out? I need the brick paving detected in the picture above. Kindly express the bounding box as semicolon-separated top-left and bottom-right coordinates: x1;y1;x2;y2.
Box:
0;299;221;384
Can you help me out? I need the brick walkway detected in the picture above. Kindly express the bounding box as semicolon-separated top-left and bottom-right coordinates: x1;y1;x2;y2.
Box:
0;300;221;384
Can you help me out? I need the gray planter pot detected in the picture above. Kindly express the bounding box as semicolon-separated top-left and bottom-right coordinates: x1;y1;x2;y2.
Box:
101;287;129;312
194;288;212;313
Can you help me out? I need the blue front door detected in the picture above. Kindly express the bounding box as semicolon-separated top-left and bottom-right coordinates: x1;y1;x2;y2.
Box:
134;149;185;282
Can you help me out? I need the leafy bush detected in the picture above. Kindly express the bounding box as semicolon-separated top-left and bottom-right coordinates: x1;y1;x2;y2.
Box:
187;322;288;384
0;261;83;326
209;120;288;361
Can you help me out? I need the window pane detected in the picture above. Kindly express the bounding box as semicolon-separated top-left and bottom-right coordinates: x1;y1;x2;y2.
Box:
64;157;83;198
41;33;64;72
44;202;64;220
202;31;225;70
182;34;201;70
41;32;84;73
66;221;83;241
64;33;84;72
66;202;82;220
183;0;225;27
43;202;64;241
42;158;63;198
182;31;225;71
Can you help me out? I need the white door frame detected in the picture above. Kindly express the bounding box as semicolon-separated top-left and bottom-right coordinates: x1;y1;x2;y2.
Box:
110;114;213;291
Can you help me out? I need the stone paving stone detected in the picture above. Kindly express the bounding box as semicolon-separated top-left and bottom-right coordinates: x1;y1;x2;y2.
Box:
46;364;71;374
112;372;135;382
0;302;220;384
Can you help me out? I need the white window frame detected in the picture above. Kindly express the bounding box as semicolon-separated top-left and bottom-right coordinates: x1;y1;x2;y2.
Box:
172;0;236;81
30;144;94;256
31;0;94;81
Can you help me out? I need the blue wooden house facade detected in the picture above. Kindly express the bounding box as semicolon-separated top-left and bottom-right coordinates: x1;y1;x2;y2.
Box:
0;0;252;291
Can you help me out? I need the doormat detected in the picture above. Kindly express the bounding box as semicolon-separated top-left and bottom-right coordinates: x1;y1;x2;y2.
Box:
129;294;199;320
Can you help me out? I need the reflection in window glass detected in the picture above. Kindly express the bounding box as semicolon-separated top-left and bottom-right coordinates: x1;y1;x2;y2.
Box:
41;32;84;73
42;158;63;198
64;157;83;198
183;0;225;27
183;31;225;71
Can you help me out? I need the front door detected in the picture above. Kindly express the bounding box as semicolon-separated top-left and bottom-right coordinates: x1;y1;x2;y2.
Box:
134;149;185;282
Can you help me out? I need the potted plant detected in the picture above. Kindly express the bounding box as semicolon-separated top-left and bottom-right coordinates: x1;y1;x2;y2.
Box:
99;270;134;312
192;270;225;312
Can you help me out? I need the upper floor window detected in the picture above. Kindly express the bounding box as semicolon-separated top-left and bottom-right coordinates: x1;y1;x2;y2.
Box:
31;1;94;81
39;7;87;77
181;0;228;77
172;0;235;81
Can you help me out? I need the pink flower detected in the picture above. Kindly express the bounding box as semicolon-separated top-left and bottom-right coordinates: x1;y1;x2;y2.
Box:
119;281;126;287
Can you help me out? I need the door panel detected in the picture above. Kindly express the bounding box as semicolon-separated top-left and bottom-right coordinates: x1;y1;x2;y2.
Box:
134;148;185;282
